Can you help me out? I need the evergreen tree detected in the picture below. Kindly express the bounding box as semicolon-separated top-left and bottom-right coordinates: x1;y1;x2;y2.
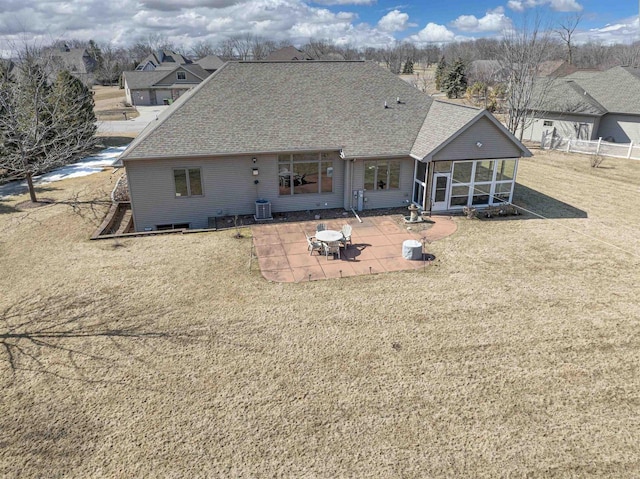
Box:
50;70;97;153
443;58;468;99
0;47;97;203
402;59;414;74
434;56;447;91
88;39;104;74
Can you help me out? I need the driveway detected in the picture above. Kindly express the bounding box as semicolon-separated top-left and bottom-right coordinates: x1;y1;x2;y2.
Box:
96;105;169;135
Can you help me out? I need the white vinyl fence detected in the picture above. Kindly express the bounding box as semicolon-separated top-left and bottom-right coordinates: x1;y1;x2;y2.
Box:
541;132;640;160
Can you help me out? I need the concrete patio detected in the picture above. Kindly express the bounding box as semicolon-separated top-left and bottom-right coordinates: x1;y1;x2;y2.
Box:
251;215;457;282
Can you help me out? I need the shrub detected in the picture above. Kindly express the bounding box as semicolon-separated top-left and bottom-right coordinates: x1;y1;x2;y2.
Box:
462;206;477;219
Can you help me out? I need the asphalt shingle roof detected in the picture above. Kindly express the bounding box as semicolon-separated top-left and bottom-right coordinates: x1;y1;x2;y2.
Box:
122;61;434;160
532;78;607;116
195;55;225;71
121;61;528;162
123;64;208;89
565;66;640;115
265;46;313;61
410;101;482;159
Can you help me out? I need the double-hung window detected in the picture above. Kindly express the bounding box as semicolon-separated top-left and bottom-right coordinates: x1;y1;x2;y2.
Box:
176;71;186;81
174;168;203;197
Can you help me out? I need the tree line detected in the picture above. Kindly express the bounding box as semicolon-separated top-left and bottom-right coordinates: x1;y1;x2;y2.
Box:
17;30;640;87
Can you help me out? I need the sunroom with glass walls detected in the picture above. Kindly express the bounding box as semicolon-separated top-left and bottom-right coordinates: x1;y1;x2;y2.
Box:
424;158;518;212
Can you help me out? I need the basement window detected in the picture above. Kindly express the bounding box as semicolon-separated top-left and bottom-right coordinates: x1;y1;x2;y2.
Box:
156;223;190;230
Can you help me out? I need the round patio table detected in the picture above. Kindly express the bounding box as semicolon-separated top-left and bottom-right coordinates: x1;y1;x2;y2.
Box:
315;230;343;243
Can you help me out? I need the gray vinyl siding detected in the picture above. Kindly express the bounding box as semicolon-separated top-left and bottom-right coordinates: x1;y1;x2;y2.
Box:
155;69;202;85
522;113;599;142
433;116;522;161
351;157;414;210
598;114;640;143
125;154;346;231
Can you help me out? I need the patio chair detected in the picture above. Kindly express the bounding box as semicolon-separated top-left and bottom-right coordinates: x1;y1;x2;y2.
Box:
340;224;352;248
305;232;323;256
316;223;327;232
323;241;341;259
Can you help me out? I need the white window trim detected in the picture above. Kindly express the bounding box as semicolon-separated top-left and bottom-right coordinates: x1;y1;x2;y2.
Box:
363;159;401;191
173;167;204;198
277;152;336;196
448;159;517;209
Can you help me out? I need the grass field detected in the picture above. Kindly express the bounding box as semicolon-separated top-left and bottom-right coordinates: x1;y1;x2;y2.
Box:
93;85;139;121
1;149;639;477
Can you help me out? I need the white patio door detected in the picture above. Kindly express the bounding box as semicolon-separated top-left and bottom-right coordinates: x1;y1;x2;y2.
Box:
431;173;450;211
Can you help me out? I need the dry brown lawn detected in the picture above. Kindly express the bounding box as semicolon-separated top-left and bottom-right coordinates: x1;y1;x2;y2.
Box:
1;150;639;477
93;85;139;121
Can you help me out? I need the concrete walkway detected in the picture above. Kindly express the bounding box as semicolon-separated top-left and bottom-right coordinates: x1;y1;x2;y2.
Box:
251;215;457;283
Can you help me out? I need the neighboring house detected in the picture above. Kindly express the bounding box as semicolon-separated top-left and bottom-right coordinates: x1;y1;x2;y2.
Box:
122;64;210;106
194;55;225;74
468;60;508;84
46;45;97;86
522;66;640;143
265;46;313;61
135;50;191;71
118;61;531;232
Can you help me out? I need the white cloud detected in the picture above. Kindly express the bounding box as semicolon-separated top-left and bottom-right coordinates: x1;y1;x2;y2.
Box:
451;7;511;33
407;22;456;44
507;1;525;12
578;16;640;45
140;0;244;11
507;0;582;13
549;0;582;12
377;9;409;33
311;0;375;4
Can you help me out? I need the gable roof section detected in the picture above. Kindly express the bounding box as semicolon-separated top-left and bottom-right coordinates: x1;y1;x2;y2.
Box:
530;78;607;116
565;66;640;115
195;55;225;71
123;64;209;89
411;101;531;160
121;61;435;161
265;46;313;61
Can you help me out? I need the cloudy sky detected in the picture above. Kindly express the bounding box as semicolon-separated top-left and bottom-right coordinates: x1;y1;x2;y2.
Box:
0;0;637;51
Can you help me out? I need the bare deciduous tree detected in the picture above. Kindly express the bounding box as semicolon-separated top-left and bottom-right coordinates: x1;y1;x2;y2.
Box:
498;16;554;140
0;43;97;203
190;40;216;60
556;13;582;65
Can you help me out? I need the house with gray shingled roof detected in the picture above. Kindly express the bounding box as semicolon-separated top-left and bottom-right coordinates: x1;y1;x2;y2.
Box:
265;46;313;61
521;66;640;143
118;61;530;232
122;63;210;106
194;55;225;73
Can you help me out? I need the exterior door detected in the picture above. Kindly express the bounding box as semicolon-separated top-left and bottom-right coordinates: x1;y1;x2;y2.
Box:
431;173;450;211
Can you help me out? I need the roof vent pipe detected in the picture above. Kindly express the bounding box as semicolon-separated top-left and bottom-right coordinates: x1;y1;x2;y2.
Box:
384;101;389;109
